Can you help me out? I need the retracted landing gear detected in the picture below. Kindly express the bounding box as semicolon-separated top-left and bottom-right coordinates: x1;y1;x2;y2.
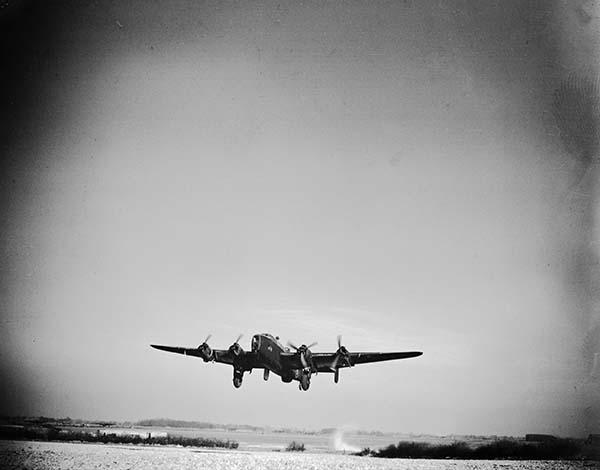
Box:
233;369;244;388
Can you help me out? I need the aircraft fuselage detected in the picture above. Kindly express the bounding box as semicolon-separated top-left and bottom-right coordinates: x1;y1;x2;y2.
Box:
246;333;306;385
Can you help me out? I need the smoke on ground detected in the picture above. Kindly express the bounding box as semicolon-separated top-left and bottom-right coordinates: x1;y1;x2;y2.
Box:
330;427;361;453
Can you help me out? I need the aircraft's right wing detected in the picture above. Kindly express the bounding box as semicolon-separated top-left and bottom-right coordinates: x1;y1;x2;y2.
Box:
150;344;257;368
151;344;209;359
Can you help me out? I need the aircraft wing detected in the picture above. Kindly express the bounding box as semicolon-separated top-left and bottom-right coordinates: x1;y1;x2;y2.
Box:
280;350;422;371
150;344;257;368
312;351;422;372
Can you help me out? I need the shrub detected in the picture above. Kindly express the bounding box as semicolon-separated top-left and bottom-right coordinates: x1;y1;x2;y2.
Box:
286;441;305;452
0;425;238;449
353;447;372;456
368;438;584;460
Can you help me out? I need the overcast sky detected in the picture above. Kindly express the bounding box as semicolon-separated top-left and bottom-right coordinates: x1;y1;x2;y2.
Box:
1;1;599;437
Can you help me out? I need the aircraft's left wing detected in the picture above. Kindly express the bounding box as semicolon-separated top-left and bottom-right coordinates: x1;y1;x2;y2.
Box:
281;350;422;371
312;351;422;372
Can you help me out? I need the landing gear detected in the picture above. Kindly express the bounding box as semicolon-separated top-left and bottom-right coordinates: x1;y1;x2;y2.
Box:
334;369;339;384
233;369;244;388
299;371;311;391
263;369;270;381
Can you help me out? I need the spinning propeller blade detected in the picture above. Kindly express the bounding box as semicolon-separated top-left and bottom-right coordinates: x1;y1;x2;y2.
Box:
198;334;212;349
288;340;317;369
196;334;214;361
228;334;244;356
330;335;352;372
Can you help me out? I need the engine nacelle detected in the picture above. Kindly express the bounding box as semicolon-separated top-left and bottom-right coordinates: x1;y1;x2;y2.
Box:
297;345;313;369
229;343;243;356
198;343;213;362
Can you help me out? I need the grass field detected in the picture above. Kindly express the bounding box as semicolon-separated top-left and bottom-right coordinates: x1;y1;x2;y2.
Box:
0;440;594;470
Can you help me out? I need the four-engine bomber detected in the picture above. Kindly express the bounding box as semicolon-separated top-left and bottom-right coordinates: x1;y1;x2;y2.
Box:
151;333;422;391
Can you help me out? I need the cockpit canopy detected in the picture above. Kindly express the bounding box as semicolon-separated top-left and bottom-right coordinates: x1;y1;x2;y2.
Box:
251;335;260;352
252;333;284;352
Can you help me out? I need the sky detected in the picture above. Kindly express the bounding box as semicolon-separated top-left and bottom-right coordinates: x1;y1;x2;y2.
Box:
1;1;599;437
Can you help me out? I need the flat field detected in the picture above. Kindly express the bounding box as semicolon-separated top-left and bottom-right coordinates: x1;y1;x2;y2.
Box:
63;426;507;452
0;441;592;470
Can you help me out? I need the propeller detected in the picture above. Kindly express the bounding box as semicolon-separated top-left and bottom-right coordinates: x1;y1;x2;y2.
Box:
198;334;212;349
288;341;318;369
229;334;244;356
330;335;352;371
197;334;213;361
288;341;318;350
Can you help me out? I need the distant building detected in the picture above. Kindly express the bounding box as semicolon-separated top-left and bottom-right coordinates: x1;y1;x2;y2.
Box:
525;434;557;442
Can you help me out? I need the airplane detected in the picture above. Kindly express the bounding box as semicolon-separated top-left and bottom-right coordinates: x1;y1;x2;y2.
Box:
151;333;422;391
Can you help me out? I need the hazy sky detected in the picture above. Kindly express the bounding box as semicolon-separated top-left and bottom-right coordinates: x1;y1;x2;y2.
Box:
1;1;599;437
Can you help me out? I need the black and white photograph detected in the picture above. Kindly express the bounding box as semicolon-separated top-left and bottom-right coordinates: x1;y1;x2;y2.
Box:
1;1;599;468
